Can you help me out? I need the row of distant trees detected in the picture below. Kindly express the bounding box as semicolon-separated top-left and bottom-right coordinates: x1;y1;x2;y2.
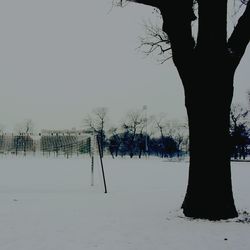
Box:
0;101;249;159
84;107;189;159
84;101;250;159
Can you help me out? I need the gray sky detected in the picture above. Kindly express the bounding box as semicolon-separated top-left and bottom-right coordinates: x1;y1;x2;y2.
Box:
0;0;249;131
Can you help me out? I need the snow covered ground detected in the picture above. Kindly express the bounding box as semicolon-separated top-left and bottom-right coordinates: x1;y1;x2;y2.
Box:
0;155;249;250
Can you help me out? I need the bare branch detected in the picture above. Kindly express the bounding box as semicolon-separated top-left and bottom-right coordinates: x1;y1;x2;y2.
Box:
230;104;249;127
120;0;162;9
84;108;108;133
138;21;172;63
122;109;146;135
15;119;35;135
228;1;250;67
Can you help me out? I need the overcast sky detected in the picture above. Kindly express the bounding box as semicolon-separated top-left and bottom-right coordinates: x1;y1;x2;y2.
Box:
0;0;249;132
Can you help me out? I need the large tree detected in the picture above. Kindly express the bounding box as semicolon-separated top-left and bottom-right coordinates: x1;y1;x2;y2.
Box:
119;0;250;220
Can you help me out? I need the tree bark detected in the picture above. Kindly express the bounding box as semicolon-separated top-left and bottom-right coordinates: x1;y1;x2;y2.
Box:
181;54;238;220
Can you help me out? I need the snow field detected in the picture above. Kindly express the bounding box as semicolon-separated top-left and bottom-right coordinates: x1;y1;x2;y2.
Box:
0;156;249;250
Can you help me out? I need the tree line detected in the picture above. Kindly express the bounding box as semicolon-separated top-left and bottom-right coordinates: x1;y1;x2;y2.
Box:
84;103;249;160
85;107;189;159
0;102;249;159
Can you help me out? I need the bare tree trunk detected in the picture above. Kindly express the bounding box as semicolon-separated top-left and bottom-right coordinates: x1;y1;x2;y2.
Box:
181;57;238;220
123;0;250;220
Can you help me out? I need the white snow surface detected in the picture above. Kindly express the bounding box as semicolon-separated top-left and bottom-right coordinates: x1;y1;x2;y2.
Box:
0;155;249;250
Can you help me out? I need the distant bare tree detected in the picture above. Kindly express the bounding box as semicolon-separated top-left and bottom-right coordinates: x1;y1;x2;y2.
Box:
231;104;249;126
122;110;145;158
153;115;188;157
230;103;249;159
153;113;169;138
169;121;189;158
84;107;108;157
14;119;35;155
153;113;170;157
15;119;34;135
107;127;122;158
